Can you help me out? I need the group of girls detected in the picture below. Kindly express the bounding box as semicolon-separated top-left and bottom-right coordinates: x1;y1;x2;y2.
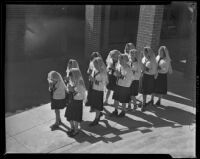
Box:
47;43;173;137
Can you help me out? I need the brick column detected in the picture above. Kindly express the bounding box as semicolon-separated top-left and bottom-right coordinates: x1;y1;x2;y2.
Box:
100;5;111;59
85;5;102;60
136;5;164;54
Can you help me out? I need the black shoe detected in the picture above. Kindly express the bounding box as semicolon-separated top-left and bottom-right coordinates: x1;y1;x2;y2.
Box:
118;111;125;117
155;100;161;106
110;109;118;117
67;129;74;136
50;123;59;130
68;130;79;137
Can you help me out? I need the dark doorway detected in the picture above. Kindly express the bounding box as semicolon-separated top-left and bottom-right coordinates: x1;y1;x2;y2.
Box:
108;5;140;52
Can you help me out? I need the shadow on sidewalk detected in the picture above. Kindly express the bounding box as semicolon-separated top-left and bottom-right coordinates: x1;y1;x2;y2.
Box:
148;104;196;126
49;102;195;148
166;71;196;107
161;93;194;107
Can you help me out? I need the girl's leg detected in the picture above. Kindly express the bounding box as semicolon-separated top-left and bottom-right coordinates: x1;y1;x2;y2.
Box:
95;110;101;120
128;96;133;109
69;120;74;131
105;89;111;104
118;103;126;117
141;94;146;111
89;109;102;126
132;96;137;110
110;100;119;116
73;121;79;133
149;93;155;106
55;109;61;124
156;94;162;105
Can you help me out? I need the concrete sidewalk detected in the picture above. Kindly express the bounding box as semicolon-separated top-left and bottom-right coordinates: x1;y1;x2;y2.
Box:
5;71;196;157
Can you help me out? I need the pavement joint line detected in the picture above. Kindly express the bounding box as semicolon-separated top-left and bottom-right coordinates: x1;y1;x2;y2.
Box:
9;136;33;153
9;118;55;137
47;124;145;153
47;141;77;153
49;124;155;153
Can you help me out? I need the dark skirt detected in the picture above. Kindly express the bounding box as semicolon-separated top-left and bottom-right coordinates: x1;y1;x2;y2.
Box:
154;73;167;94
51;98;66;110
65;99;83;122
130;80;139;96
85;82;93;106
113;85;130;103
106;74;117;91
139;73;155;95
90;89;104;111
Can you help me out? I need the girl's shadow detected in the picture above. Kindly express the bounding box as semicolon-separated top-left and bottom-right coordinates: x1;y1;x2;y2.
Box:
148;104;195;126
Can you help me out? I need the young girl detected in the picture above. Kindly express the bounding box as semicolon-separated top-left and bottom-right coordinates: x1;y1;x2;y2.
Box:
65;59;80;83
151;46;173;105
64;68;87;137
47;71;68;129
124;42;136;55
111;54;134;117
85;52;102;107
140;46;157;112
89;57;108;126
104;50;121;104
128;49;142;110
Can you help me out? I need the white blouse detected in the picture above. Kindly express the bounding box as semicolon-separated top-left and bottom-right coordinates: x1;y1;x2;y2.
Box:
116;66;134;87
131;61;142;81
156;56;170;74
92;71;108;91
53;81;67;100
142;57;157;75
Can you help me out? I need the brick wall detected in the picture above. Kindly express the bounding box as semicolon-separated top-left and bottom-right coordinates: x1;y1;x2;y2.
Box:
100;5;111;59
85;5;102;60
136;5;164;54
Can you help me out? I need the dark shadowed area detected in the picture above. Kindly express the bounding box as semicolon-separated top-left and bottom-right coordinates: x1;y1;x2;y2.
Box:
5;4;196;115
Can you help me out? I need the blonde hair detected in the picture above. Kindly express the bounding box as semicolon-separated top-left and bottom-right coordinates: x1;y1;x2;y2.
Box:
124;42;136;54
92;57;106;73
143;46;156;63
106;50;121;68
158;46;171;61
90;52;102;61
47;71;67;89
66;59;79;76
88;52;104;74
158;46;173;74
118;54;130;69
69;68;86;89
